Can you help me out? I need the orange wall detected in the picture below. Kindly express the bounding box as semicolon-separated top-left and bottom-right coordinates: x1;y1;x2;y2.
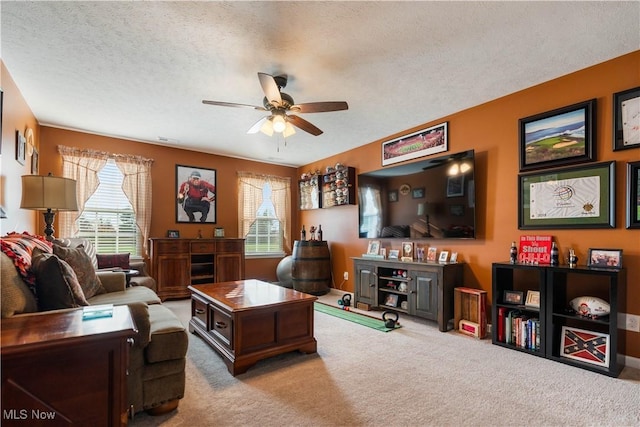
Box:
299;51;640;358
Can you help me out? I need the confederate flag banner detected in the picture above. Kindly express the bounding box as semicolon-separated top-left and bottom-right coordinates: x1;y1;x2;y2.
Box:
561;326;610;368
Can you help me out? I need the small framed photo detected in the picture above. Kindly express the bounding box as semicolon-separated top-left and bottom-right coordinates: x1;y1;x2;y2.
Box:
438;250;449;263
401;241;414;259
426;247;437;262
388;190;398;202
412;187;425;199
504;290;524;305
450;252;458;263
384;294;399;307
367;240;381;255
380;248;387;259
15;131;26;165
525;290;541;309
587;248;622;268
388;249;400;259
167;230;180;238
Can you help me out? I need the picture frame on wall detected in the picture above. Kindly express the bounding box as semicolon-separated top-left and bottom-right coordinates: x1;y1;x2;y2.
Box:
518;161;615;229
382;122;448;166
388;190;398;202
15;131;26;165
519;99;596;172
627;161;640;229
175;165;217;224
31;148;39;174
613;86;640;151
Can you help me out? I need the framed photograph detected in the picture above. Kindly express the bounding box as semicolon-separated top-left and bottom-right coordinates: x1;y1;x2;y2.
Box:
380;248;387;259
613;86;640;151
412;187;425;199
627;161;640;229
446;175;464;197
525;290;541;309
438;250;449;263
401;241;414;258
176;165;217;223
426;247;437;262
167;230;180;238
561;326;609;368
382;122;448;166
587;248;622;268
518;161;615;229
450;252;458;263
367;240;381;255
503;290;524;305
15;131;26;165
450;204;464;216
31;148;39;174
519;99;596;172
388;249;400;259
388;190;398;202
384;294;399;307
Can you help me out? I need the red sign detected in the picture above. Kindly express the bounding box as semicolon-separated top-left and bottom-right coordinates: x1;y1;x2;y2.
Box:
518;235;552;264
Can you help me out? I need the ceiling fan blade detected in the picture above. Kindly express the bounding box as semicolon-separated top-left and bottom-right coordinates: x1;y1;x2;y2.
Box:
290;101;349;113
202;100;267;111
258;72;283;106
247;116;270;134
287;115;323;136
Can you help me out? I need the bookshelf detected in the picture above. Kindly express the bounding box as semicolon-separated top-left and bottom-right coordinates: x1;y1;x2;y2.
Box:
492;262;626;377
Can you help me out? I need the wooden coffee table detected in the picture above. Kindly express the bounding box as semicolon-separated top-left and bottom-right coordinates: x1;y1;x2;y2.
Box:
188;280;317;376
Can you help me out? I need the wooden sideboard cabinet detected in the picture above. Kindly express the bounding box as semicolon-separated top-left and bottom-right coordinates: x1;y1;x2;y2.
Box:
1;306;135;426
149;238;245;300
353;257;464;332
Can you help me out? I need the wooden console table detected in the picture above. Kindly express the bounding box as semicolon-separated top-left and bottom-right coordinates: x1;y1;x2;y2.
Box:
188;280;317;376
1;306;136;426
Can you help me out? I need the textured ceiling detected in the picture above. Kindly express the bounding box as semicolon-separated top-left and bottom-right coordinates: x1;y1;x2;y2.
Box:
2;1;639;167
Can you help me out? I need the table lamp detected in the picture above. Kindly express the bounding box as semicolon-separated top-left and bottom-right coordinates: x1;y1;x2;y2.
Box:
20;174;78;241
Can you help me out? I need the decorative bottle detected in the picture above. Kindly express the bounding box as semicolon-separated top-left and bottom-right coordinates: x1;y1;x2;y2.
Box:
550;241;559;266
318;225;323;241
509;241;518;264
301;225;306;241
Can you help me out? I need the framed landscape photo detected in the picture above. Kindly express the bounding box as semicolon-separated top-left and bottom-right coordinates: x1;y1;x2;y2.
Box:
588;248;622;269
519;99;596;172
627;161;640;229
382;122;448;166
613;86;640;151
176;165;217;223
518;161;615;229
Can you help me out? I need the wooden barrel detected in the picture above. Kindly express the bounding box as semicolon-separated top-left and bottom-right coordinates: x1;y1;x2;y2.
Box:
291;240;331;295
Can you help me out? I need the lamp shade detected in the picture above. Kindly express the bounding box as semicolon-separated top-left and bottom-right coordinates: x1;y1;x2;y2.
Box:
20;175;78;211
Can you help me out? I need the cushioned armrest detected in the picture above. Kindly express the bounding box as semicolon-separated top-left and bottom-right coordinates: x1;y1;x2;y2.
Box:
129;261;149;276
127;301;151;349
96;271;126;293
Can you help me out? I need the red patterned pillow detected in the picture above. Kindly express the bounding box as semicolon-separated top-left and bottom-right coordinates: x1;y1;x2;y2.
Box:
96;253;130;270
0;232;53;286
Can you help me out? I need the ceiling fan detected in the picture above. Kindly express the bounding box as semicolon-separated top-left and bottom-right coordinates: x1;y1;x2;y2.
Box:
202;72;348;137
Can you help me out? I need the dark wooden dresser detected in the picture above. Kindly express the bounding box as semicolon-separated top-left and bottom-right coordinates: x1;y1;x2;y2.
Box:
1;306;136;426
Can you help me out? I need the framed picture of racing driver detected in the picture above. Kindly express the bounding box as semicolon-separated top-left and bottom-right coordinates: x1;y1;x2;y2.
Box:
176;165;217;223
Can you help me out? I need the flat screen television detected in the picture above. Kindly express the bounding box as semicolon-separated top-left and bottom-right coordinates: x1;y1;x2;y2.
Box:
358;150;476;239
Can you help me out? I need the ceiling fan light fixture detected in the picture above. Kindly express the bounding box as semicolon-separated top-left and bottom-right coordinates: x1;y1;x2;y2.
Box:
260;118;274;136
272;114;286;133
283;122;296;138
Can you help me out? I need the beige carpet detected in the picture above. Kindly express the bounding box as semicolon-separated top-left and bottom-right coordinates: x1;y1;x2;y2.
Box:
131;290;640;426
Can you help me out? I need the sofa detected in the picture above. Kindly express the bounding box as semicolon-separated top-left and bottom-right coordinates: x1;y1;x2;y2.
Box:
0;233;188;417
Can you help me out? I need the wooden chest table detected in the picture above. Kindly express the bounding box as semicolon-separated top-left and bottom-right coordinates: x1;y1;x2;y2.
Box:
188;280;317;376
1;306;136;426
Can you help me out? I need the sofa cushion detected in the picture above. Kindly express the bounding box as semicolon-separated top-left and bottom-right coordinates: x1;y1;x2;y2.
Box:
97;253;130;270
53;243;105;299
0;252;38;317
31;248;89;311
145;304;188;364
1;232;53;287
56;238;98;270
88;285;161;307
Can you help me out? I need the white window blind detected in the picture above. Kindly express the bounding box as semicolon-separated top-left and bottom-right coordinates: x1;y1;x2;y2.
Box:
76;159;140;255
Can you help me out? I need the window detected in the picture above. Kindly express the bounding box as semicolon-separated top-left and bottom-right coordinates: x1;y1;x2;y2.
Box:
76;159;140;255
238;172;291;256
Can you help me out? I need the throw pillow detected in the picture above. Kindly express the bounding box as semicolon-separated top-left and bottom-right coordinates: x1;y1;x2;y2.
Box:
32;248;89;311
53;243;105;299
97;253;130;270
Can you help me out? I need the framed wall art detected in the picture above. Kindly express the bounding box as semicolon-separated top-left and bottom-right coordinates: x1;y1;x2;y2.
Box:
382;122;448;166
519;99;596;172
176;165;217;223
613;86;640;151
627;161;640;229
31;148;39;174
588;248;622;268
412;187;425;199
15;130;26;165
388;190;398;202
518;161;614;229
